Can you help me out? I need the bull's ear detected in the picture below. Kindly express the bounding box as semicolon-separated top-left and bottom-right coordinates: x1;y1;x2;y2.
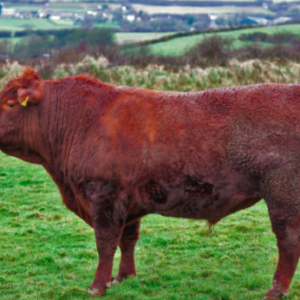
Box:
17;68;44;107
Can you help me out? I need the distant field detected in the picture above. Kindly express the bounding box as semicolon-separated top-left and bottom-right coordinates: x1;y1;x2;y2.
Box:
132;4;274;15
0;18;119;32
0;19;76;31
148;23;300;55
116;32;175;44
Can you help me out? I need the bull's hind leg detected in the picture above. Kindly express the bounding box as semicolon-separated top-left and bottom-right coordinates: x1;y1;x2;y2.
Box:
262;166;300;300
113;219;141;284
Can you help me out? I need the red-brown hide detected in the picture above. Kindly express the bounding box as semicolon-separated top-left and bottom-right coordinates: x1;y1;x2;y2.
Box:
1;68;300;299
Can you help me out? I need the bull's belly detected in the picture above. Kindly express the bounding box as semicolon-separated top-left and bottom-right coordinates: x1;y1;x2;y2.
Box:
137;176;261;223
155;194;262;223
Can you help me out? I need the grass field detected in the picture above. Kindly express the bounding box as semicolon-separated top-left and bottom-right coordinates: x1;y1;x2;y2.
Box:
0;145;300;300
148;23;300;56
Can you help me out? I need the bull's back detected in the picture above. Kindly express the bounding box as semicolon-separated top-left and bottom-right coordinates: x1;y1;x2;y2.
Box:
138;83;300;164
68;82;300;185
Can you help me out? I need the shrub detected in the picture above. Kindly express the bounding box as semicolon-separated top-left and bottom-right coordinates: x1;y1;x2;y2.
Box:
187;36;233;67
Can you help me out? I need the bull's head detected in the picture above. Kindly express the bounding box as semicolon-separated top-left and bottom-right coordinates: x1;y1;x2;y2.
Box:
0;67;46;164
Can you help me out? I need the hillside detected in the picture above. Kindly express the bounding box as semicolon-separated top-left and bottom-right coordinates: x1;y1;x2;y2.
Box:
145;23;300;55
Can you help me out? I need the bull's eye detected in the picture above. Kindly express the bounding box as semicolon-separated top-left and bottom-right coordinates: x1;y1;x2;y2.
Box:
7;100;15;108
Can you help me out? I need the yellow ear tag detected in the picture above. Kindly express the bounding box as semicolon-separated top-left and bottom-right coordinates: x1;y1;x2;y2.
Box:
21;96;30;107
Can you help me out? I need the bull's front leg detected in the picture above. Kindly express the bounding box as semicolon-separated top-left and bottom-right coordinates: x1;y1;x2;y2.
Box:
87;183;128;297
113;219;141;284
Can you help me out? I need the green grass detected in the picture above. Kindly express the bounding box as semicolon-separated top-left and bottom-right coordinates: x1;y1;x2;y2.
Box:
149;23;300;56
1;151;300;300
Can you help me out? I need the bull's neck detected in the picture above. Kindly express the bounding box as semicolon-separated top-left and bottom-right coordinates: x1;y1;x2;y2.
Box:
39;81;72;172
39;80;109;176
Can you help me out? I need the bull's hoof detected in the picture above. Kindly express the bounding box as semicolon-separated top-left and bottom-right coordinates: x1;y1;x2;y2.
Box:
88;288;106;297
113;272;136;284
263;288;288;300
112;278;121;286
